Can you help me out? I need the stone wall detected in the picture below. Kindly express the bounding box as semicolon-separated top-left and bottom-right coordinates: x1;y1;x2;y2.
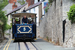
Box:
39;0;75;47
62;0;75;47
39;0;63;46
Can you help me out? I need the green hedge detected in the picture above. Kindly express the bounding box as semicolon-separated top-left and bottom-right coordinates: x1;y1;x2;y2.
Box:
67;4;75;23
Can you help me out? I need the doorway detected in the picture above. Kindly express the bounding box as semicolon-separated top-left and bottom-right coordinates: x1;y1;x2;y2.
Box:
63;20;66;42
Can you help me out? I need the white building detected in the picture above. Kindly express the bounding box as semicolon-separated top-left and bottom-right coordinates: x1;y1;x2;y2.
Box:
6;0;49;26
26;0;48;26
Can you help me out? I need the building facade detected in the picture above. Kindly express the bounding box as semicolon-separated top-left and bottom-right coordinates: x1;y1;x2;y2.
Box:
3;0;21;25
6;0;48;26
26;0;48;26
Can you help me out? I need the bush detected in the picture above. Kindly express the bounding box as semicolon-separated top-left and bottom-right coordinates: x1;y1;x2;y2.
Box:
0;20;3;25
45;6;49;13
67;4;75;23
0;11;8;33
44;0;53;13
6;24;12;30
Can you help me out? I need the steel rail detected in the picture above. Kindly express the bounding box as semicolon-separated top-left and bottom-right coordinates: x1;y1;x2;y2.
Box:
31;42;38;50
18;42;20;50
18;42;37;50
24;42;29;50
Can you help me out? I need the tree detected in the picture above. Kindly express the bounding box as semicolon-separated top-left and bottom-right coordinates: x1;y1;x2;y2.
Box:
0;0;8;38
0;0;8;10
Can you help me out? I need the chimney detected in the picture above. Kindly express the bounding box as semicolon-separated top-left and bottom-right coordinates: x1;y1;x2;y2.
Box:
9;0;17;3
26;0;34;7
12;2;17;10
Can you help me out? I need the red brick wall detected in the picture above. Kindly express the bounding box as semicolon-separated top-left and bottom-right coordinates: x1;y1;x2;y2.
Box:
26;0;34;7
9;0;17;3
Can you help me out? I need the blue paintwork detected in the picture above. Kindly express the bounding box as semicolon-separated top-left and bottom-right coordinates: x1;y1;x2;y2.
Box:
16;24;33;34
13;24;35;38
13;25;15;33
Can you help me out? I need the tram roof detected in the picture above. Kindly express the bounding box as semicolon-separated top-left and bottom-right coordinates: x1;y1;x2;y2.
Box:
12;12;36;18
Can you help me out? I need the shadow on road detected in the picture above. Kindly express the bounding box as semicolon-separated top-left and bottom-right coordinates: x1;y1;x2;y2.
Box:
13;39;35;42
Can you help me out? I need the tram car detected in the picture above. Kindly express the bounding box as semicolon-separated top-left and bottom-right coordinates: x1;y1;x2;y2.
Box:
12;13;36;40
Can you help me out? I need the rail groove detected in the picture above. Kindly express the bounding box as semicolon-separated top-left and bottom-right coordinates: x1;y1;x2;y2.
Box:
18;42;37;50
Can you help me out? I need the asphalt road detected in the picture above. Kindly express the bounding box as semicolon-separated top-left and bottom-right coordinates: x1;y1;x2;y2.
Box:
0;38;75;50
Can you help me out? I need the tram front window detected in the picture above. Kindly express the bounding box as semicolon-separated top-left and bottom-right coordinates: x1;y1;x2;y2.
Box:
22;16;28;24
22;15;35;24
13;16;35;25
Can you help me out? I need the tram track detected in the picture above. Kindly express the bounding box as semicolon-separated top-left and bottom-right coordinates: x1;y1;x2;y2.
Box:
18;42;20;50
31;42;38;50
18;42;37;50
25;42;29;50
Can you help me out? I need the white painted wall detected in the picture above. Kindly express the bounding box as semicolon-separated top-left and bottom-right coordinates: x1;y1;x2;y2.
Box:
31;8;34;13
34;0;38;4
27;10;29;12
16;4;28;13
42;2;44;15
26;6;39;26
35;6;39;26
7;15;12;25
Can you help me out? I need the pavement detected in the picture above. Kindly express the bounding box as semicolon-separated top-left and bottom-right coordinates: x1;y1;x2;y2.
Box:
0;38;75;50
0;39;8;49
0;34;9;49
33;38;75;50
32;42;75;50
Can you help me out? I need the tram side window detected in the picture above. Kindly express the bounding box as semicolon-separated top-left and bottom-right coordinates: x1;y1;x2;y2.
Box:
28;18;34;24
28;16;35;24
14;18;20;24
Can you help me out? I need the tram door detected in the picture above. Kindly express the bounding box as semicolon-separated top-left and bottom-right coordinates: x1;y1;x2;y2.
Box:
63;20;66;42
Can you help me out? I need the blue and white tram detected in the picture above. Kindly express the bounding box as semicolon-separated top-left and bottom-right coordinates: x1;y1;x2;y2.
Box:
12;13;36;40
